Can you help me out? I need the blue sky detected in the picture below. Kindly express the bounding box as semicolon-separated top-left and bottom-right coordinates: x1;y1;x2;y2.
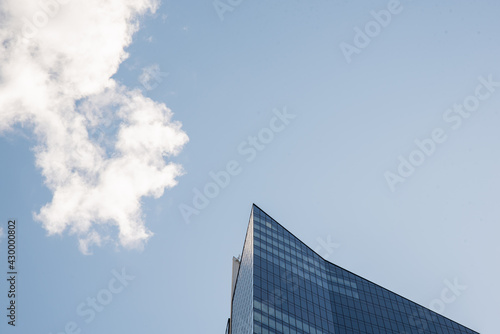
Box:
0;0;498;333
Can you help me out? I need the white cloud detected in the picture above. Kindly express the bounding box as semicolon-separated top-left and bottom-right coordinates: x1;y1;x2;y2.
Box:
78;230;104;255
138;64;168;90
0;0;189;252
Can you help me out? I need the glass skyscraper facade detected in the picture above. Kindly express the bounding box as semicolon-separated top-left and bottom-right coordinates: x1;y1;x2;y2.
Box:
226;204;478;334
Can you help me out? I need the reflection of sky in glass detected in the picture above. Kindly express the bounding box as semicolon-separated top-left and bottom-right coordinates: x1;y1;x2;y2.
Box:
251;205;477;334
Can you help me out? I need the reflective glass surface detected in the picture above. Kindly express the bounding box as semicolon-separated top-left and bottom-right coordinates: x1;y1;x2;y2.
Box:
248;205;478;334
231;210;255;334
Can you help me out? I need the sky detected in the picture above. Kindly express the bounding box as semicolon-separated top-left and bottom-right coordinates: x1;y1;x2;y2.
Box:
0;0;498;333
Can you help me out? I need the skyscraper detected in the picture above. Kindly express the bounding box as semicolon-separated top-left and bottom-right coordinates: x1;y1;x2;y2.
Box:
225;204;478;334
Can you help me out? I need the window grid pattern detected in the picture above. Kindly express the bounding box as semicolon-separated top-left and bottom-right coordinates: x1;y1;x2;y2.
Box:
251;205;478;334
231;210;254;334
